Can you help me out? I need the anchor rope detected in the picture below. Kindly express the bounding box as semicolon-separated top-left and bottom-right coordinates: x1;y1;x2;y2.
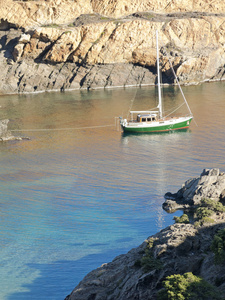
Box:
11;124;115;132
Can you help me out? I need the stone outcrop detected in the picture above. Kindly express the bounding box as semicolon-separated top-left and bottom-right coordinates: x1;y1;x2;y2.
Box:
65;224;225;300
164;168;225;212
65;169;225;300
0;119;11;139
0;0;93;30
0;119;29;141
1;0;224;29
0;0;225;94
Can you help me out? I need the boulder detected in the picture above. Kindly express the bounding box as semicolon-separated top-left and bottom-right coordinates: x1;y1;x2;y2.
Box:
0;119;10;138
163;168;225;212
12;43;24;61
0;119;29;141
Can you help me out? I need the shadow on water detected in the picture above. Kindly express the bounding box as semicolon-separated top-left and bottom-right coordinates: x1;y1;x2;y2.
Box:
7;247;131;300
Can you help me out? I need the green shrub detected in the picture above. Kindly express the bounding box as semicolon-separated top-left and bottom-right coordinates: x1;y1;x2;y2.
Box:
201;198;225;213
158;272;222;300
193;198;225;227
194;221;201;228
215;202;225;212
136;238;163;273
174;214;189;224
134;259;142;268
140;253;163;273
211;229;225;264
146;238;155;249
201;217;214;224
194;217;214;228
196;207;213;219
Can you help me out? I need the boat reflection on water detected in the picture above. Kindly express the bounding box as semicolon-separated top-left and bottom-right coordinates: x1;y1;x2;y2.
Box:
120;127;192;230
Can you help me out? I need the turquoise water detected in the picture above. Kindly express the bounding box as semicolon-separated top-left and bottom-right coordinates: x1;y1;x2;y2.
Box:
0;82;225;299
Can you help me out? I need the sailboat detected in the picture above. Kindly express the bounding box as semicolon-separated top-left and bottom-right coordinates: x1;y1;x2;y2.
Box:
120;31;193;133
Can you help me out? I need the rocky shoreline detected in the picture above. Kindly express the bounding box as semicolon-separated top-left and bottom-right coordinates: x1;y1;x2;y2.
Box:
65;168;225;300
164;168;225;212
1;0;225;94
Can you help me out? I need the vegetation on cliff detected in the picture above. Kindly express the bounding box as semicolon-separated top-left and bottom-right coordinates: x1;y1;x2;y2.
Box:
65;169;225;300
158;272;222;300
134;238;163;273
173;197;225;227
211;229;225;264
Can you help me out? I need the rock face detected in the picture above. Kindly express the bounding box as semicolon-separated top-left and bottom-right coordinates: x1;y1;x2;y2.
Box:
0;119;10;138
164;168;225;212
0;0;225;94
65;224;225;300
65;169;225;300
0;119;29;141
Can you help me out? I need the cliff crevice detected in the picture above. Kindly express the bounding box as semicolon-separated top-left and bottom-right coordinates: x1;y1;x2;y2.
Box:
0;1;225;93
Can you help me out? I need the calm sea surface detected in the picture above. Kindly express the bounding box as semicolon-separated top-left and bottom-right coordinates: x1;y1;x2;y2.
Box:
1;82;225;299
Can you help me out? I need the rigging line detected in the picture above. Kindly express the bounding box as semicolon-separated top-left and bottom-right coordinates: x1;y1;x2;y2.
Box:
11;124;115;132
167;55;198;126
123;22;145;119
125;67;146;119
126;87;139;119
167;60;198;126
124;14;153;119
167;57;193;116
163;102;185;118
160;38;198;126
147;106;158;111
125;63;148;120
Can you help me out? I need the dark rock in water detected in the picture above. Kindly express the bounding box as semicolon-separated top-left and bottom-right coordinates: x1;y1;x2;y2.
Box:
163;168;225;212
164;192;178;200
162;199;188;213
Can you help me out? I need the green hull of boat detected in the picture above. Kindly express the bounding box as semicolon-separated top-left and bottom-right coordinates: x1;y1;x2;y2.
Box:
122;118;192;133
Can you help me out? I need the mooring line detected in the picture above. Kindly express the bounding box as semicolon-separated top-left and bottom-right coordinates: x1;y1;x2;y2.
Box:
11;124;115;132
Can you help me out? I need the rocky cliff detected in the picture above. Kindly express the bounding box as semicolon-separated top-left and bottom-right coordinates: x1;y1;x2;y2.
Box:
0;0;225;94
65;168;225;300
164;168;225;212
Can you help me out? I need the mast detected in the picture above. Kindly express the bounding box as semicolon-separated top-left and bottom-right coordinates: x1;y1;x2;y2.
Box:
156;30;162;119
